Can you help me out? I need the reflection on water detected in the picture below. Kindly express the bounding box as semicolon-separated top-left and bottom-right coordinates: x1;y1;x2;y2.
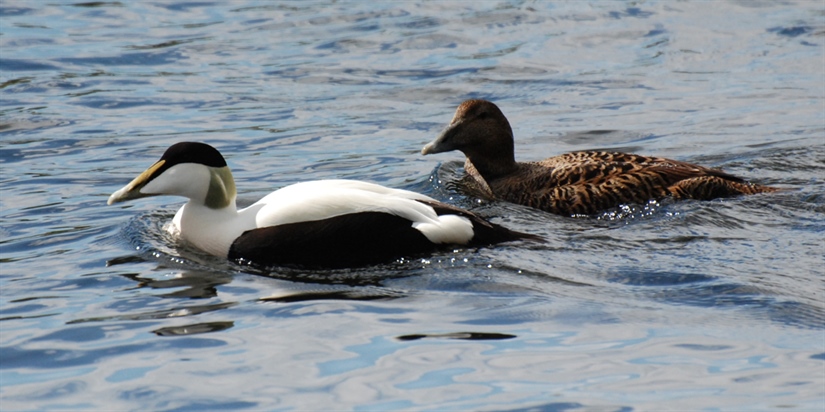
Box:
66;300;237;325
261;288;407;303
1;0;823;410
396;332;517;341
119;270;233;300
153;321;234;336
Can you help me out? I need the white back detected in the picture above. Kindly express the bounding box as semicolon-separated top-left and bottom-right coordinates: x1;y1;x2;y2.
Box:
245;180;474;245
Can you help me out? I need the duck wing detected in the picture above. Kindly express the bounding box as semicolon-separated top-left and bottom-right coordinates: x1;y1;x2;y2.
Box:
537;151;744;183
485;151;774;215
504;168;675;215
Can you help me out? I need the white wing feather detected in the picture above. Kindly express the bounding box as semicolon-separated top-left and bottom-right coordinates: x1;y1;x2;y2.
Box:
244;180;474;244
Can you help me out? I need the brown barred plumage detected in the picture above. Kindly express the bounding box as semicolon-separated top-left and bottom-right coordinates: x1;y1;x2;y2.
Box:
422;99;779;216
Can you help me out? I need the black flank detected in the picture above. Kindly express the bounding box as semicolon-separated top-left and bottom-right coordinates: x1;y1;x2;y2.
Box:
230;212;452;269
229;206;540;269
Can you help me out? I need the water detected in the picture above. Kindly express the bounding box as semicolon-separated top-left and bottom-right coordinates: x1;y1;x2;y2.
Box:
1;1;823;410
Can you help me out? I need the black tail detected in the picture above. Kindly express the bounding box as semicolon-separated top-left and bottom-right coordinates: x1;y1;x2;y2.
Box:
417;199;543;245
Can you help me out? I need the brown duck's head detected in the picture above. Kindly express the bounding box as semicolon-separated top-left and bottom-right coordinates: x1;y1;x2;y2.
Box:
421;99;516;176
422;99;515;155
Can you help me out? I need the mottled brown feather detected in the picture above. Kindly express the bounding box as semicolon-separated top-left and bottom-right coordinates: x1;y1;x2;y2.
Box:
422;99;778;216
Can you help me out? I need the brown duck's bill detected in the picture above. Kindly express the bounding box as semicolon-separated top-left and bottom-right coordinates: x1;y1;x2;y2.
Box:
421;132;452;155
421;140;440;155
422;120;465;155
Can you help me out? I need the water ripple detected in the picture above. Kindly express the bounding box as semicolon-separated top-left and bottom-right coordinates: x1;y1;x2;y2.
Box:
2;1;823;410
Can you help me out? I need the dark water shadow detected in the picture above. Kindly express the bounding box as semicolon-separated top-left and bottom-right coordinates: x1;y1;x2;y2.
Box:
260;288;407;303
496;402;633;412
119;270;234;299
397;332;516;341
66;301;237;325
153;321;234;336
603;267;825;330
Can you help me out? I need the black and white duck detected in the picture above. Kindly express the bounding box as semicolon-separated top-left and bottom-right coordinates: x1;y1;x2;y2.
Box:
108;142;538;268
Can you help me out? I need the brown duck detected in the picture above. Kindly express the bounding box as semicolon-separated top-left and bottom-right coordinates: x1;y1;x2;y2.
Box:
421;99;779;216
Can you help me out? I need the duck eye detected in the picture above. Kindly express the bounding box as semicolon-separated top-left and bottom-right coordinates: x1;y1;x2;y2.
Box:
477;111;490;120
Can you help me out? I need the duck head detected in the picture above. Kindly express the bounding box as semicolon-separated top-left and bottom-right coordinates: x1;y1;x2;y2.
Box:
107;142;236;209
422;99;517;178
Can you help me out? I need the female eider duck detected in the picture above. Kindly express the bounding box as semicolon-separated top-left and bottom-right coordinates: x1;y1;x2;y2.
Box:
108;142;538;268
422;99;779;216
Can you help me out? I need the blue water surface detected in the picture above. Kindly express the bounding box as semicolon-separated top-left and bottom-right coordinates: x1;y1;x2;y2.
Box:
1;1;824;411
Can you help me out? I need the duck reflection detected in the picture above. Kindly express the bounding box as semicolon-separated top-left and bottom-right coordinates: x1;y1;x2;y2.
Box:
397;332;517;341
120;270;233;299
260;287;407;303
153;321;234;337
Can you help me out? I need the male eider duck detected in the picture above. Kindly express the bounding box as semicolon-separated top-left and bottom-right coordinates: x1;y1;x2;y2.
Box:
108;142;538;268
422;99;779;216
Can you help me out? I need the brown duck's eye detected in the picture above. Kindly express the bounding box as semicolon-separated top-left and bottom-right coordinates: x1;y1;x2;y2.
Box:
477;111;490;120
